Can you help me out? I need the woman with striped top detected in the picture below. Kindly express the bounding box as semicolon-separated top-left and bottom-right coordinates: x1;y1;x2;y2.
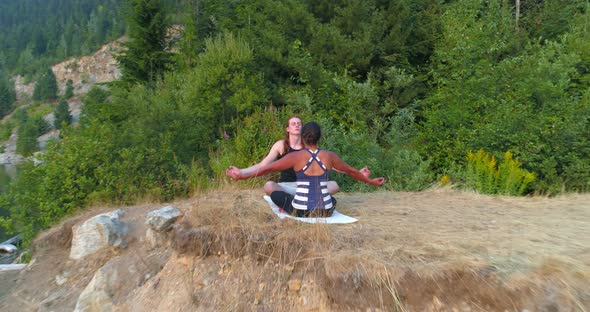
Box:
227;122;385;217
225;116;342;196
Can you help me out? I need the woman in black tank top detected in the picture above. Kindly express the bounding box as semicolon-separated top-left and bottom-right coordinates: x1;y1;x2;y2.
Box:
277;146;301;182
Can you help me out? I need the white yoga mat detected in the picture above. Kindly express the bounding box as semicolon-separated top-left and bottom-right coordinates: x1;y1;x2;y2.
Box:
263;196;358;224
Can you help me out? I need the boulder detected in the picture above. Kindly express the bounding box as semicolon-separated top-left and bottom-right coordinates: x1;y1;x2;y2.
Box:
74;252;168;312
146;206;183;232
73;260;120;312
145;227;162;250
69;210;127;260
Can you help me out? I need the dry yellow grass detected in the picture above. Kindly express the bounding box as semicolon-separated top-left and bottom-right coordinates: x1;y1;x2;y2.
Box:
1;188;588;311
167;187;590;311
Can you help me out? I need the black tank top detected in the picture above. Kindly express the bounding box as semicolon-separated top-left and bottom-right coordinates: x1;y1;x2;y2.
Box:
277;145;301;182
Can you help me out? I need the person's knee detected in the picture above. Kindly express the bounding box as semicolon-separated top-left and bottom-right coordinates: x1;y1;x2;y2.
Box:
328;181;340;195
264;181;279;195
270;191;284;205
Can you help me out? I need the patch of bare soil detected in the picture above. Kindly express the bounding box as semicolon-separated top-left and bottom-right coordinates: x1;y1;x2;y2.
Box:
0;189;588;311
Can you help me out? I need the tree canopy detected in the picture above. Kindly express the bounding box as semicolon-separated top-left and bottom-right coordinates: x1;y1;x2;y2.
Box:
116;0;175;86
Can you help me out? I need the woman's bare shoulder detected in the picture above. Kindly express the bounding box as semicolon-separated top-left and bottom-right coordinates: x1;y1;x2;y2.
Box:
319;149;337;157
270;140;287;154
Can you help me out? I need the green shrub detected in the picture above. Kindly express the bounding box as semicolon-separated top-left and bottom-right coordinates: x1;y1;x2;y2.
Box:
183;161;213;195
14;108;28;125
465;149;498;194
419;0;590;194
0;121;15;141
319;118;432;192
457;149;536;196
2;120;207;243
497;151;537;195
16;114;49;156
27;103;53;119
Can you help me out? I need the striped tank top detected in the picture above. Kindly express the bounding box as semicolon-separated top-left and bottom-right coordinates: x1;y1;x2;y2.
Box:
292;148;334;210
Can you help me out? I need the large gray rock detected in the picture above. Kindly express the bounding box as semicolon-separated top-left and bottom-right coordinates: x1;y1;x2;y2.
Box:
73;260;120;312
146;206;183;232
69;210;127;260
145;227;162;250
74;252;169;312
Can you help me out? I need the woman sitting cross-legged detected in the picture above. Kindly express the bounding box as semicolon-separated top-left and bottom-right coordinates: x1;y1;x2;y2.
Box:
227;122;385;217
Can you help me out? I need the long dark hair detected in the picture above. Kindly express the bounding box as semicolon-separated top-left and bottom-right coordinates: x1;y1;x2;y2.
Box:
282;116;300;155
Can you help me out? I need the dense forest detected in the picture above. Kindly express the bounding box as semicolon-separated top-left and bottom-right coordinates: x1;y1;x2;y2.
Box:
0;0;588;242
0;0;127;78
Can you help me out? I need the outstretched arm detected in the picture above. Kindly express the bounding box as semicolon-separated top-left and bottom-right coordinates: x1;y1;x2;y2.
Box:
331;154;385;187
334;166;371;178
226;140;284;178
228;153;296;180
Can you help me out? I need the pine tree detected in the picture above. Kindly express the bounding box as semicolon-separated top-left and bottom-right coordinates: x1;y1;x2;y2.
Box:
16;115;49;156
16;121;39;156
32;68;58;101
54;99;72;129
0;71;16;118
175;0;201;71
64;79;74;99
116;0;173;87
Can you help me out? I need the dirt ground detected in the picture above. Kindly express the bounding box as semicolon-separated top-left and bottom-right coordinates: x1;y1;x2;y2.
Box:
0;188;588;311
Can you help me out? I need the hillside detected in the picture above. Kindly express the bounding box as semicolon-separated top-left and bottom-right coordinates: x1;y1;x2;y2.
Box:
0;38;124;166
13;38;124;101
51;38;125;97
0;188;588;311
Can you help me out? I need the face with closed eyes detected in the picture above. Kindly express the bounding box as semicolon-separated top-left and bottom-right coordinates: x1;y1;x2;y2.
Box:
286;117;302;136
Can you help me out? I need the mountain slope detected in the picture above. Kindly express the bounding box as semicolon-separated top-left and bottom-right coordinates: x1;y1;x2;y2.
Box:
0;189;588;311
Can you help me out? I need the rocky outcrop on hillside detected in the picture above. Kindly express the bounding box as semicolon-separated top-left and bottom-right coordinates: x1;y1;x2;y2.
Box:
14;38;125;101
52;38;126;96
5;40;124;164
0;97;81;165
0;129;24;165
13;76;35;102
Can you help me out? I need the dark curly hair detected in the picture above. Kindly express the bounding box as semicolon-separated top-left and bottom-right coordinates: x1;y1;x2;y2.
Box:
301;122;321;146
